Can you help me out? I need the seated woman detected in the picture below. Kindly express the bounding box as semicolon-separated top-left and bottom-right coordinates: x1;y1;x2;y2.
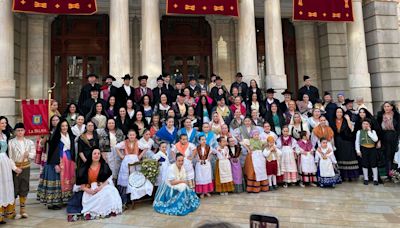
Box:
76;148;122;220
153;153;200;216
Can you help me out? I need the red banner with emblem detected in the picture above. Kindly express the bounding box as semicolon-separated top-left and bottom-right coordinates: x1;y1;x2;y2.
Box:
166;0;239;16
12;0;97;15
21;100;49;136
293;0;354;22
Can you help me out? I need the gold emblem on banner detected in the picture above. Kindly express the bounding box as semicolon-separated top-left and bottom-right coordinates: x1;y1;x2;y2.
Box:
55;4;60;8
214;5;224;11
185;4;195;11
308;12;317;17
173;4;178;8
202;6;207;10
344;0;350;9
332;13;341;18
68;3;80;9
34;1;47;8
20;0;26;5
298;0;303;6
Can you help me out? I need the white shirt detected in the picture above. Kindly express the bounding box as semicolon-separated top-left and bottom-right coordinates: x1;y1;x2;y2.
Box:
124;85;131;96
355;130;378;152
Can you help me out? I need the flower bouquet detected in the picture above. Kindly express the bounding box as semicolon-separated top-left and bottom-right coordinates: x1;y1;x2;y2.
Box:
389;169;400;184
140;159;160;185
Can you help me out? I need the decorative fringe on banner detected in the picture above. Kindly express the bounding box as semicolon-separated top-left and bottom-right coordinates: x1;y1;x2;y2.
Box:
166;0;239;17
293;0;354;22
12;0;97;15
21;99;49;136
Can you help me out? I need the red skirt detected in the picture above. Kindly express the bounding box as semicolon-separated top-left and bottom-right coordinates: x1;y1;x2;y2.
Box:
266;160;278;176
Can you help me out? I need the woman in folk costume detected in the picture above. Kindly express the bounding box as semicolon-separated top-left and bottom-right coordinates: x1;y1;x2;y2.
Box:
276;125;299;188
242;130;269;193
330;107;359;181
116;130;152;207
262;136;282;190
288;112;310;140
213;137;234;195
214;96;232;124
155;117;178;145
153;153;200;216
234;117;257;143
210;111;225;137
260;122;278;142
229;109;243;131
97;118;125;181
171;134;197;188
296;94;313;118
227;136;245;193
315;138;340;188
178;118;198;144
195;134;214;198
153;142;170;186
153;94;171;124
37;119;76;210
8;123;36;219
77;121;99;169
35;115;60;170
296;131;317;187
201;122;218;149
77;148;122;220
0;117;22;224
355;119;380;185
308;108;323;131
311;115;335;149
86;102;108;130
138;129;155;159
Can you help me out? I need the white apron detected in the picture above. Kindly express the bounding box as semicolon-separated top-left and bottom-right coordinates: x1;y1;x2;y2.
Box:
251;150;268;181
195;160;212;185
301;153;317;173
218;159;233;183
319;158;335;177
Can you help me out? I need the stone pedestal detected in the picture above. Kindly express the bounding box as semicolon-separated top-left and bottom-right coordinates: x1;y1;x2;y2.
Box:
141;0;162;89
110;0;131;86
264;0;287;96
347;0;372;110
237;0;259;85
364;0;400;112
294;22;321;90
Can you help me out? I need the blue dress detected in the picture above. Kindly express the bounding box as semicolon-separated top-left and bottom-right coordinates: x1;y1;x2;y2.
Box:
153;164;200;216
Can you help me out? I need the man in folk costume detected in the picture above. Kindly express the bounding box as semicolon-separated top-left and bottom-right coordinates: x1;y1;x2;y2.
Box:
162;73;175;103
264;88;280;112
197;74;208;92
134;75;153;103
81;87;106;116
152;75;167;105
230;72;248;98
188;76;201;97
297;75;320;105
8;123;35;219
171;134;197;188
279;89;293;113
78;73;101;108
100;75;118;102
117;74;135;106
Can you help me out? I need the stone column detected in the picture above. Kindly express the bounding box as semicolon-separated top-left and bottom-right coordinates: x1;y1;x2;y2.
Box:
141;0;162;89
294;22;321;89
0;0;16;123
364;0;400;112
110;0;131;85
27;15;46;99
347;0;372;110
237;0;259;85
264;0;287;95
131;16;141;87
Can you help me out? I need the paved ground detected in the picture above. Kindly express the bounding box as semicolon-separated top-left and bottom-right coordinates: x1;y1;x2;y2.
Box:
4;181;400;228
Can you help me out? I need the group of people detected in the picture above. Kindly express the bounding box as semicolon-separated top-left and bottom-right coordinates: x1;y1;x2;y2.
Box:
1;72;400;223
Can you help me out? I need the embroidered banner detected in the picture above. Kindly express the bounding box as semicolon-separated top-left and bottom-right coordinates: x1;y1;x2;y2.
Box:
293;0;354;22
21;100;49;136
12;0;97;15
166;0;239;16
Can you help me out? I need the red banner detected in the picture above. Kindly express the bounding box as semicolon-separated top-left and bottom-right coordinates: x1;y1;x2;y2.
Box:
293;0;354;22
21;100;49;136
166;0;239;17
12;0;97;15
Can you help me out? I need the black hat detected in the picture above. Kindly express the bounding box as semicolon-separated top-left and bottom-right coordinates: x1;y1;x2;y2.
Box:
266;88;276;94
138;75;149;81
157;75;164;81
90;87;99;92
103;75;116;82
175;77;183;84
303;75;310;81
163;73;171;78
198;74;206;80
324;91;331;96
344;98;354;106
215;76;223;81
189;76;196;81
122;74;133;80
236;72;243;77
281;89;293;95
178;92;185;97
87;73;98;78
14;122;24;130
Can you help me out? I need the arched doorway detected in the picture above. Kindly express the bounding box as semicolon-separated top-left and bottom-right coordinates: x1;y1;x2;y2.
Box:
51;15;109;109
161;16;212;84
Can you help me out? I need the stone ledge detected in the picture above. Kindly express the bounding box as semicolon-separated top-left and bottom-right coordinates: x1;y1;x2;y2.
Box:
367;58;400;73
366;43;400;59
364;15;398;32
365;29;399;46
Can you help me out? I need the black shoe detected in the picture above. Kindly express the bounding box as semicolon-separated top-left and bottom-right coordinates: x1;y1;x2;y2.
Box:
363;180;369;185
0;221;6;225
373;181;379;186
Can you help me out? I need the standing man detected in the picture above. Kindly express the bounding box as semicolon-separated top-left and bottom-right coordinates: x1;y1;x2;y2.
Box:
153;75;167;105
230;72;248;98
198;74;208;91
322;92;338;124
210;76;228;102
279;89;293;113
297;75;319;104
163;73;175;102
188;76;200;97
264;88;280;112
8;123;35;219
134;75;153;103
172;77;184;104
100;75;118;102
82;87;106;116
118;74;135;106
78;73;101;108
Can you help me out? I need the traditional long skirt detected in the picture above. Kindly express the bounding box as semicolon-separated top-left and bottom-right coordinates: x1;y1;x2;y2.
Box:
334;136;359;179
0;153;15;220
382;130;399;172
37;164;72;206
230;158;245;193
195;160;214;194
244;154;269;193
215;160;234;193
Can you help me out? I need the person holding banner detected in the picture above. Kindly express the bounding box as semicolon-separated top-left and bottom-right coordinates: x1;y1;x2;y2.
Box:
8;123;36;219
37;120;76;210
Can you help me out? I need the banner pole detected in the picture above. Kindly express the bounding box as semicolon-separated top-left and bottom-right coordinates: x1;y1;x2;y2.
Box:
48;83;56;122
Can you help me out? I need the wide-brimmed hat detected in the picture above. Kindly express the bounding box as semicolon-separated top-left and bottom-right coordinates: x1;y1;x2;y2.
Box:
103;75;116;82
138;75;149;81
121;74;133;80
281;89;292;95
266;88;276;94
86;73;98;78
